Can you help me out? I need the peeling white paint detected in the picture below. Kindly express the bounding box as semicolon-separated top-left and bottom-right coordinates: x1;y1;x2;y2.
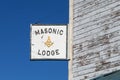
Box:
72;0;120;80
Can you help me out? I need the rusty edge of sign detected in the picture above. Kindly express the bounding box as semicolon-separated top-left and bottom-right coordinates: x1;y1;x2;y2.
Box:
31;24;68;26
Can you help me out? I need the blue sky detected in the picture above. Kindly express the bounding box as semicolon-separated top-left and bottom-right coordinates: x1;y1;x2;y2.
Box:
0;0;69;80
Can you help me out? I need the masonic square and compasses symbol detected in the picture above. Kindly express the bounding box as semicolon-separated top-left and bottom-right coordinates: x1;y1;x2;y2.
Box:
44;36;53;48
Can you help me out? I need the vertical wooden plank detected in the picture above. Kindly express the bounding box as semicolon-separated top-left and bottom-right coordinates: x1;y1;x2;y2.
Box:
69;0;73;80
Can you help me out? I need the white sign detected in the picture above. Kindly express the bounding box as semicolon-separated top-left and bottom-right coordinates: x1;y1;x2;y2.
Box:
30;24;68;60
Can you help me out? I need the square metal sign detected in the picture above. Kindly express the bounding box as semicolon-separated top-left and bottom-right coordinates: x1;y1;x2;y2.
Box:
30;24;68;60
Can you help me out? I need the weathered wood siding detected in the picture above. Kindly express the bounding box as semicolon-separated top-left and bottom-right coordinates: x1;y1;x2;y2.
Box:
72;0;120;80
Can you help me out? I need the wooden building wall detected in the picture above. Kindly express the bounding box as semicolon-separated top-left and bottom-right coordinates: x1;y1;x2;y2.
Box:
71;0;120;79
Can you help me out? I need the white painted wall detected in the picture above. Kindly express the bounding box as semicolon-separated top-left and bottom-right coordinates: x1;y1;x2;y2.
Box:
71;0;120;79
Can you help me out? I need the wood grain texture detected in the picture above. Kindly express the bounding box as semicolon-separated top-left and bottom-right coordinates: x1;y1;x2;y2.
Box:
72;0;120;80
